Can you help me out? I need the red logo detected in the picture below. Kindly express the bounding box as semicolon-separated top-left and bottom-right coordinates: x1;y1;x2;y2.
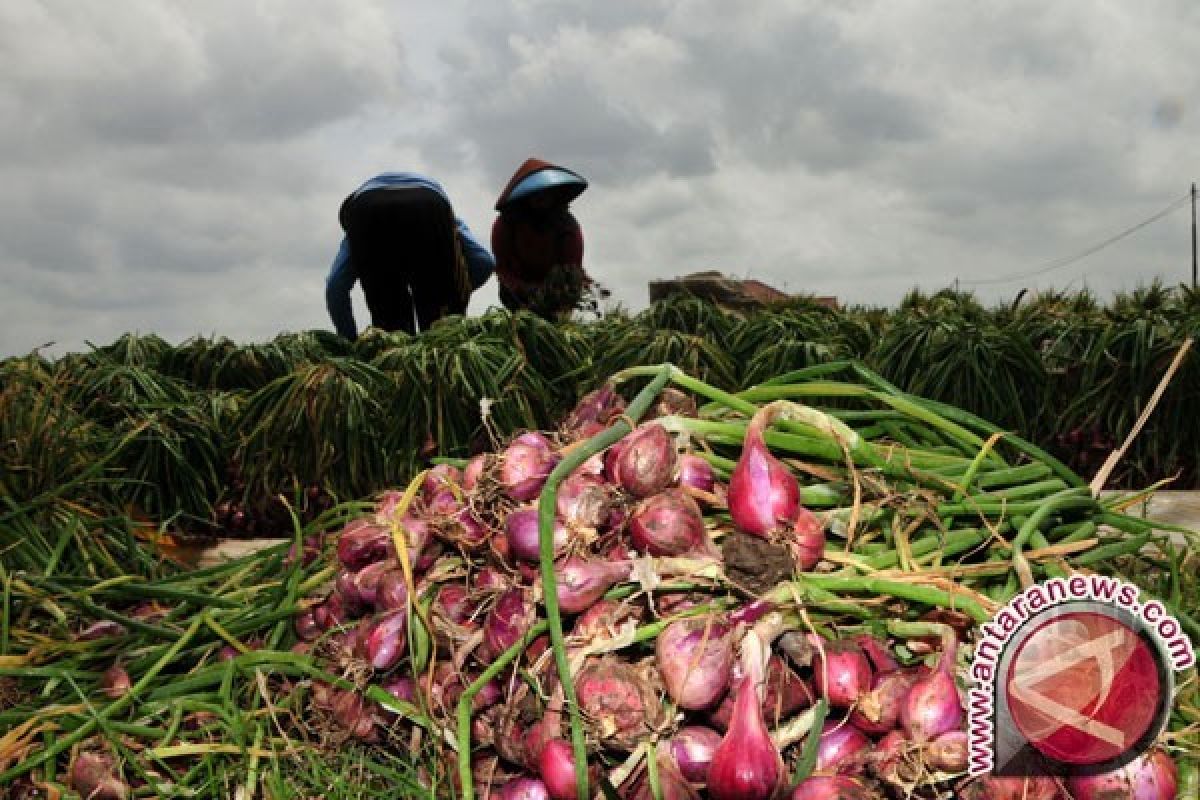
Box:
1004;611;1161;766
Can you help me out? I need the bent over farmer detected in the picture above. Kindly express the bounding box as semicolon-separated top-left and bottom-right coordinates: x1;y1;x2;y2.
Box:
491;158;591;319
326;172;495;339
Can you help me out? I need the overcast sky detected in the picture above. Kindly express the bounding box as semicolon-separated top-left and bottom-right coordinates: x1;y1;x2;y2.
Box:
3;1;1198;358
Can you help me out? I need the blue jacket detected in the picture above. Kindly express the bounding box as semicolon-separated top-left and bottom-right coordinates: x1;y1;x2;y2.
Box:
325;173;495;339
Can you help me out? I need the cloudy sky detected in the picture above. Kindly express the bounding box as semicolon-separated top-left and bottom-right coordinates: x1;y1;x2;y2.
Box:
3;0;1198;357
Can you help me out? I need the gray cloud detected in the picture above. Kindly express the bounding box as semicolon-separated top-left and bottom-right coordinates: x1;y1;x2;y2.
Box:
2;0;1200;358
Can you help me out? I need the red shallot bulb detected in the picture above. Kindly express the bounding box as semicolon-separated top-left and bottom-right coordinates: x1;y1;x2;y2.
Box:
421;463;461;498
434;584;472;624
900;632;962;742
350;560;393;609
707;668;785;800
294;608;320;641
538;739;579;800
628;753;702;800
813;640;873;710
656;616;735;711
100;664;131;700
575;658;666;751
869;729;910;786
709;656;814;731
556;470;617;529
654;387;698;418
849;668;919;735
853;634;900;674
514;431;555;451
463;454;486;490
483;588;535;659
790;506;826;571
337;518;395;570
814;720;871;774
666;726;723;784
506;507;569;563
572;598;642;643
611;423;678;498
476;565;511;592
629;489;708;556
562;384;624;438
552;556;631;614
372;568;408;613
68;751;127;800
500;439;559;502
676;453;716;493
729;405;800;536
1067;748;1177;800
363;609;408;671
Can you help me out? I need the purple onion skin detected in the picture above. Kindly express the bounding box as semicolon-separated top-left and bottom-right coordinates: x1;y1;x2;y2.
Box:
337;518;394;570
1068;749;1177;800
463;455;486;490
421;463;462;497
728;411;799;536
676;453;716;493
506;507;568;563
556;470;616;529
484;589;534;659
294;609;320;641
562;384;624;437
539;739;580;800
814;720;871;775
553;557;632;615
513;431;554;451
629;754;702;800
900;649;962;742
68;751;127;800
435;584;472;624
814;641;873;710
668;726;723;784
380;676;416;704
789;775;869;800
854;634;900;673
375;568;409;612
498;777;551;800
789;506;826;571
364;610;408;671
501;441;558;502
706;673;784;800
656;616;735;712
350;560;392;609
613;424;678;498
629;489;708;556
849;668;918;735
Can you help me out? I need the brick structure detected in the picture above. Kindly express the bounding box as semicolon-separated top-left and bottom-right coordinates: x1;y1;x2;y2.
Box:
648;271;837;310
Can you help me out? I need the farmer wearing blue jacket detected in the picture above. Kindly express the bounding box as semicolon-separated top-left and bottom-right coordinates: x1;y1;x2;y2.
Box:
326;173;495;338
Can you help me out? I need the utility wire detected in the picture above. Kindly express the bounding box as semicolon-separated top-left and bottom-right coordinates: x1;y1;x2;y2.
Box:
962;192;1191;286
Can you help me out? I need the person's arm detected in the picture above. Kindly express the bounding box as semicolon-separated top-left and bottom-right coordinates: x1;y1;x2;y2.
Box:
456;218;496;290
325;238;358;339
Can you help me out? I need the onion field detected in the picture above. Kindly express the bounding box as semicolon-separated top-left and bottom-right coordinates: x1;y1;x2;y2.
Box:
1;286;1197;798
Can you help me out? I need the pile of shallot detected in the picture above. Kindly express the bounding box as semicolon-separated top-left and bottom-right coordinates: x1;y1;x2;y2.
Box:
288;383;1180;800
